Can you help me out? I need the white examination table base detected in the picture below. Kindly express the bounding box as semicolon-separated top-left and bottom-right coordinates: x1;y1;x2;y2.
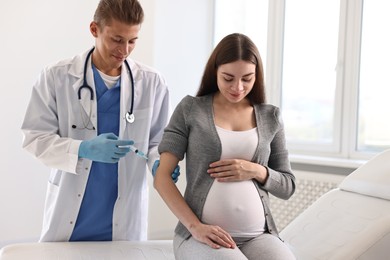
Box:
0;240;174;260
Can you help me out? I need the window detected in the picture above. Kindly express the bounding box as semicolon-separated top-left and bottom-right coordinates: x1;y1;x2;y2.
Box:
282;0;340;152
357;0;390;153
214;0;390;164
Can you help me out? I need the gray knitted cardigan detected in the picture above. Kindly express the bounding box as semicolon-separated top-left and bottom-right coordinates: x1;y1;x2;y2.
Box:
158;94;296;241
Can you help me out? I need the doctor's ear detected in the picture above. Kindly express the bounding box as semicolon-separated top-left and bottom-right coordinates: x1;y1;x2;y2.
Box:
90;22;99;37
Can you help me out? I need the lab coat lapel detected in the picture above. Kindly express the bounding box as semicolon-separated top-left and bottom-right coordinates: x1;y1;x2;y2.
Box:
70;49;98;130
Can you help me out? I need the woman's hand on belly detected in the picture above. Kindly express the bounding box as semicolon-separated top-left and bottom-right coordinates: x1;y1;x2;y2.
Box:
189;222;236;250
208;159;268;184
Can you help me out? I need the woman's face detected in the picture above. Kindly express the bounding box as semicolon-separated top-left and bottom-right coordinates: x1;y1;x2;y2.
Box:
216;60;256;104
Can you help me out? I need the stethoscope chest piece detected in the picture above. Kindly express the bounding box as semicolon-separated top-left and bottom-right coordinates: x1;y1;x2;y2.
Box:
126;112;135;123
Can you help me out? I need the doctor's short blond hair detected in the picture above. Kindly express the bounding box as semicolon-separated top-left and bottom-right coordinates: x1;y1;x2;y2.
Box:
94;0;144;28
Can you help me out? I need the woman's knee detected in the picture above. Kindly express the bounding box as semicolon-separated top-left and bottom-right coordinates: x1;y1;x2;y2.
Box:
240;233;296;260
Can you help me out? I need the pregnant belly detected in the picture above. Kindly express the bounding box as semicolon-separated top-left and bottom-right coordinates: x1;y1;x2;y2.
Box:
201;180;266;236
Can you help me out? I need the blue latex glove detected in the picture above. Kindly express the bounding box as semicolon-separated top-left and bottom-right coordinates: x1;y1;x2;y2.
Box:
152;159;180;183
79;133;134;163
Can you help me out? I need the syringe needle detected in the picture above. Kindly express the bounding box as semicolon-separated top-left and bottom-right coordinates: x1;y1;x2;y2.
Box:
118;144;148;160
135;150;148;160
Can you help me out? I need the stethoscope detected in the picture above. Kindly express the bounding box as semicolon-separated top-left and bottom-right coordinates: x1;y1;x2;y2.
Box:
75;47;135;130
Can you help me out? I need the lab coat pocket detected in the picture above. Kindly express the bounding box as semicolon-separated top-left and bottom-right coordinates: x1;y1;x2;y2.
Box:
125;107;152;142
69;104;96;134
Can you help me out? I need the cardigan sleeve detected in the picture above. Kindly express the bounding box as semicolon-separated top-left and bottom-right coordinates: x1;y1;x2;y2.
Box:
158;95;193;160
261;106;296;200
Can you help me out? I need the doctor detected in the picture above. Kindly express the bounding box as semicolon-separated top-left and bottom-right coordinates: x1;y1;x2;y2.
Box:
21;0;179;242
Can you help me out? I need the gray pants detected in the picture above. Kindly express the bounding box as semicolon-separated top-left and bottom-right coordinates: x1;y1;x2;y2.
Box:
173;233;296;260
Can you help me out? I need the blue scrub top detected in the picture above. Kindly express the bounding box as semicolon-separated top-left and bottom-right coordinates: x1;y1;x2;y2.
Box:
70;65;121;241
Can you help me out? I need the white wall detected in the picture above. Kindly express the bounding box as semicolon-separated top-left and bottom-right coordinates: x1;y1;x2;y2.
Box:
0;0;213;245
152;1;214;106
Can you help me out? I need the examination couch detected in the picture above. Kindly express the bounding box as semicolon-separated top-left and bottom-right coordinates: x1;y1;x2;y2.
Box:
281;149;390;260
0;240;174;260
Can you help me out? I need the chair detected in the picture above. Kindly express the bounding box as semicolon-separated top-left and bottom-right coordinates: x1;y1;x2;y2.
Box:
280;149;390;260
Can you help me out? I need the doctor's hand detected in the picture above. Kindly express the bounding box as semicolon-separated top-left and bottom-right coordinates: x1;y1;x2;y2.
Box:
152;159;180;183
78;133;134;163
207;159;268;184
189;222;236;249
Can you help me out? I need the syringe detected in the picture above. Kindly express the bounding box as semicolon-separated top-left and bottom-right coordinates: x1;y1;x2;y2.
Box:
118;145;148;160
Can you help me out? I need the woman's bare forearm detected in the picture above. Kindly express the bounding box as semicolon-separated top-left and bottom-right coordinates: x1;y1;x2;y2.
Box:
153;152;201;230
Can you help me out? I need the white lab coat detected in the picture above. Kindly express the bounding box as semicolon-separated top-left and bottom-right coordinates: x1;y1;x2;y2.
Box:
21;49;171;242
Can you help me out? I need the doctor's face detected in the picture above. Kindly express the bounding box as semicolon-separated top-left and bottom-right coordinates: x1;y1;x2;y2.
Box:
90;19;140;75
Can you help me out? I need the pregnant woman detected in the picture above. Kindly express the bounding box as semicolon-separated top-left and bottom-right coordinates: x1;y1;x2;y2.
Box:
154;33;296;260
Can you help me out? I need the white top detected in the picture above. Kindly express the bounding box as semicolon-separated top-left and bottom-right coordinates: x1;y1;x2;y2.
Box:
97;69;120;89
202;126;266;237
